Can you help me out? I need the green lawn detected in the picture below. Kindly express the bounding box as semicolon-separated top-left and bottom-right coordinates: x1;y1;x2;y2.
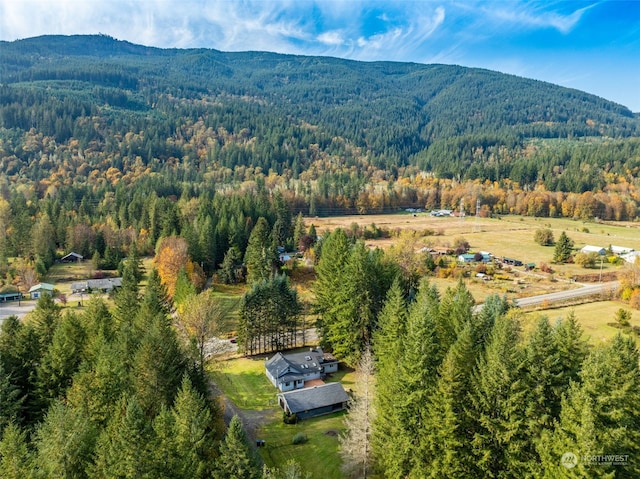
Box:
208;357;278;410
523;301;640;345
258;412;346;479
209;283;244;336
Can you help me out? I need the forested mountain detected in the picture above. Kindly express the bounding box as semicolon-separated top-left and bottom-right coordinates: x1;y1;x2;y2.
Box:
1;34;638;186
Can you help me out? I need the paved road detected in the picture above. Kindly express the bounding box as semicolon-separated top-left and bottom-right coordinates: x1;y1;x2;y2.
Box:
0;301;38;325
513;281;619;308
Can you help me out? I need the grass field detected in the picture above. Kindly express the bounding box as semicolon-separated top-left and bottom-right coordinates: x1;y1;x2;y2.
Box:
309;213;640;279
523;300;640;345
209;283;244;336
208;357;278;410
258;411;346;479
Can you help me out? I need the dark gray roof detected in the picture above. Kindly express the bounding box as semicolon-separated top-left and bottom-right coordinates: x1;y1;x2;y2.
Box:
278;383;350;414
266;348;337;378
265;352;296;378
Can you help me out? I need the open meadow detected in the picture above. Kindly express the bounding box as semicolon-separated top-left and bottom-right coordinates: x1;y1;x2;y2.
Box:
523;300;640;345
309;213;640;274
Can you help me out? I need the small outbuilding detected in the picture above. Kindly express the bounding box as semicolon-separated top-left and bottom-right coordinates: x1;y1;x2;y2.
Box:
0;291;22;302
278;382;350;420
61;252;84;263
28;283;55;299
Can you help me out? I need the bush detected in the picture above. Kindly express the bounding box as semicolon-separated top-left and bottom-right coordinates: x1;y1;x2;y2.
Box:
292;433;307;445
283;412;297;424
534;228;554;246
615;308;632;327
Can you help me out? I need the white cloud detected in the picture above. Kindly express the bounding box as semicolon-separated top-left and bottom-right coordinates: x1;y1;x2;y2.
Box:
317;31;344;46
482;2;596;34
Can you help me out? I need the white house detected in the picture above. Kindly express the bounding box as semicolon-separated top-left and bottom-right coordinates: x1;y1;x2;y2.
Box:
611;245;634;255
580;245;606;256
265;348;339;392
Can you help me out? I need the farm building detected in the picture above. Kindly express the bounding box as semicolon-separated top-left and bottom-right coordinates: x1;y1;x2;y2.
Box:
265;348;339;392
71;277;123;294
60;252;84;262
278;382;350;420
611;245;633;255
580;245;606;255
28;283;54;299
0;291;22;302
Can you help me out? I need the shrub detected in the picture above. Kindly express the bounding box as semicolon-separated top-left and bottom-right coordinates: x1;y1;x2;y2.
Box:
630;289;640;310
615;308;632;327
283;412;298;424
534;228;554;246
292;433;307;445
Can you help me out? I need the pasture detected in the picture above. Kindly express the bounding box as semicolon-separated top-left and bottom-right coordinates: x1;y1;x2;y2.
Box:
309;212;640;280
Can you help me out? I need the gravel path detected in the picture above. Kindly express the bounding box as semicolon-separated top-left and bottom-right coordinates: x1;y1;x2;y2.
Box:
209;378;280;443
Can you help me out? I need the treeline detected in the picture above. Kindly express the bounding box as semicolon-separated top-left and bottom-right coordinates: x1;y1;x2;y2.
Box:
0;264;300;479
367;281;640;477
332;277;640;478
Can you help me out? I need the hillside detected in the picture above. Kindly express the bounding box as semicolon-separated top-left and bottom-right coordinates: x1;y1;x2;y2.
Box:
1;35;639;187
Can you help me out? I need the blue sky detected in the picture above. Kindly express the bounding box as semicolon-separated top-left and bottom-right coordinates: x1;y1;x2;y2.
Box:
1;0;638;111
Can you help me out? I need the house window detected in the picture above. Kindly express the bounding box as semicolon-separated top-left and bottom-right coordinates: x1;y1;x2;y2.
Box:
285;382;291;387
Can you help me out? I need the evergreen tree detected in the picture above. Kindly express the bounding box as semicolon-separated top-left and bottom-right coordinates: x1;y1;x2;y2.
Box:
150;407;179;479
400;280;444;477
424;324;479;478
539;334;640;477
30;294;63;351
324;241;385;365
214;415;261;479
244;217;277;284
36;312;86;406
91;395;153;479
171;376;220;479
238;274;301;355
0;316;41;426
138;268;171;321
552;312;588;386
0;359;22;431
173;266;196;313
131;315;185;417
218;245;244;284
372;278;411;478
435;279;475;356
313;228;351;350
553;231;574;263
33;401;97;479
292;213;306;251
0;423;32;479
113;255;141;327
469;315;527;478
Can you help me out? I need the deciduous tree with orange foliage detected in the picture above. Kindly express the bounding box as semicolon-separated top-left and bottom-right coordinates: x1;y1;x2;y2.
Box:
154;236;205;300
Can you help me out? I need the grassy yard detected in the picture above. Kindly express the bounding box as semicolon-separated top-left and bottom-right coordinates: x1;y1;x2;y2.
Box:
523;300;640;345
209;283;244;336
258;412;346;479
208;357;278;410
